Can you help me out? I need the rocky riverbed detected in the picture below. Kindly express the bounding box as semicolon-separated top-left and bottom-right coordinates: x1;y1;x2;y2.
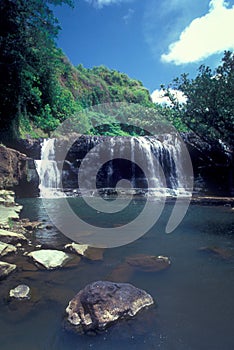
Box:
0;189;172;334
0;191;234;349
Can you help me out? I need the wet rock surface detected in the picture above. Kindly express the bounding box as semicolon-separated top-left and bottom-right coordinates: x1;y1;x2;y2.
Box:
64;242;104;261
108;254;171;282
21;220;42;231
0;261;17;279
65;280;154;333
0;229;27;244
9;284;31;300
27;249;73;270
125;254;171;271
0;241;17;257
199;246;233;260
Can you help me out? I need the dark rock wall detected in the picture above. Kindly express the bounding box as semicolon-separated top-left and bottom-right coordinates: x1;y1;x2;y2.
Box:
0;144;39;197
181;133;233;196
2;133;233;197
56;134;234;196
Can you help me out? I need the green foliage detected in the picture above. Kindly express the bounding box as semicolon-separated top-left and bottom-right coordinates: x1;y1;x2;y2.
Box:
0;0;162;139
0;0;74;140
74;64;153;109
165;51;234;148
156;104;189;132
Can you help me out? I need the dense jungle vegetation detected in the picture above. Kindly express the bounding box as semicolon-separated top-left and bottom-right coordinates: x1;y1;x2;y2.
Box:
0;0;233;151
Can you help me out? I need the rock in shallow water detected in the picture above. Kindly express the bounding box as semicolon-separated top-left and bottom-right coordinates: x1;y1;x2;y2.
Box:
65;280;154;333
108;254;171;282
0;261;16;279
125;254;171;271
0;229;27;244
199;246;233;260
9;284;31;299
0;241;17;257
64;242;104;261
27;249;72;269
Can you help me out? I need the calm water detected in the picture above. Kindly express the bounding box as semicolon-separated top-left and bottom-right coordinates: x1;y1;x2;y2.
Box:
0;198;234;350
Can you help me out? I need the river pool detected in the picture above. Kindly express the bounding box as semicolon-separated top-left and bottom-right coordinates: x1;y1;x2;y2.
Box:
0;198;234;350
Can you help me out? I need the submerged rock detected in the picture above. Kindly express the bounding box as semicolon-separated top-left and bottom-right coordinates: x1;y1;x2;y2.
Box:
27;249;72;269
0;261;17;279
65;280;154;333
0;241;17;257
108;254;171;282
9;284;31;300
199;246;233;260
64;242;104;261
125;254;171;272
0;229;27;244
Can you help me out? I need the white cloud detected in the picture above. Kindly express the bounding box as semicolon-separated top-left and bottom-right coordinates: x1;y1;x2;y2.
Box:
151;89;187;105
123;8;134;23
85;0;131;8
161;0;234;65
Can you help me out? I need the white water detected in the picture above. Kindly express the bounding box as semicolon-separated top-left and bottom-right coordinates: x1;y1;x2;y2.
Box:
35;139;61;198
35;135;192;198
134;135;190;195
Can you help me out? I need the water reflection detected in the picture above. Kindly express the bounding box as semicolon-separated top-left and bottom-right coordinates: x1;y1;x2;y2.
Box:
0;199;233;350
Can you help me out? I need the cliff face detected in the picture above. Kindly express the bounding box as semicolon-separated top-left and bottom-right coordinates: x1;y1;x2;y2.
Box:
56;134;234;196
181;133;233;196
0;145;27;189
4;133;234;198
0;145;39;197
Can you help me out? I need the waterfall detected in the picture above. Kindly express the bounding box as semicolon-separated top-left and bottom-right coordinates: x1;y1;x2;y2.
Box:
35;135;191;197
35;139;61;197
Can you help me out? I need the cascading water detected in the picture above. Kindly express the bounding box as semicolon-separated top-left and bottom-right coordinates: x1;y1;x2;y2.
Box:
35;139;61;197
35;135;190;197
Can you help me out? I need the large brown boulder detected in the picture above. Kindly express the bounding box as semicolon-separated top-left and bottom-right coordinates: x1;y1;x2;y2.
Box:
65;280;154;333
0;145;27;189
0;144;39;196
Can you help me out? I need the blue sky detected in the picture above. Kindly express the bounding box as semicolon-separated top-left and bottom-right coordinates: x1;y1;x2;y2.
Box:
53;0;234;101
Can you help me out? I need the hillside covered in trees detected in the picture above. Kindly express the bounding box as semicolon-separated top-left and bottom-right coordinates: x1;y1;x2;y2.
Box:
0;0;153;140
0;0;233;154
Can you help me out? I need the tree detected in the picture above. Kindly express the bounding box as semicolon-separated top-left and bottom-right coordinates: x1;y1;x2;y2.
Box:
165;51;234;150
0;0;73;141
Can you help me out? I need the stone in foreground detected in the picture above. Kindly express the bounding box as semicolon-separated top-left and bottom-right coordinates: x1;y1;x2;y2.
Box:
66;280;154;333
65;242;104;261
0;241;17;257
27;249;71;269
9;284;31;300
0;229;27;244
0;261;17;279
